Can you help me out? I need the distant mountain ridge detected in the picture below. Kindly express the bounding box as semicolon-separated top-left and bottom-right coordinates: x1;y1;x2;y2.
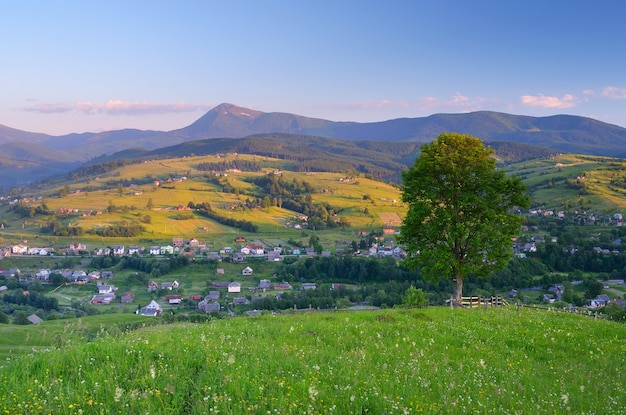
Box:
2;102;626;187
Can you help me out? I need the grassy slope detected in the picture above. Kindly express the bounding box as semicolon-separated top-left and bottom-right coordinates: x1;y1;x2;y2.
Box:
0;313;149;361
0;154;405;249
508;154;626;212
0;307;624;414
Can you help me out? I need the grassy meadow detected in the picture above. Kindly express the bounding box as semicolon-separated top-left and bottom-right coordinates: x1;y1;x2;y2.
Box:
508;154;626;212
0;307;625;414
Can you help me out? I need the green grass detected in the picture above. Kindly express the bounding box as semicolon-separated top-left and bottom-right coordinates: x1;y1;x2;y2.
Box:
0;307;624;414
0;314;151;362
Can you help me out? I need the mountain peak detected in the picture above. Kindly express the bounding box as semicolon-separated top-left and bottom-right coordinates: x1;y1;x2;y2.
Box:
208;103;263;119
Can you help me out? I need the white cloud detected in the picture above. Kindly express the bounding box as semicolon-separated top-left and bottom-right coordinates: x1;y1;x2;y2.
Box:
418;93;484;112
520;94;577;109
602;86;626;99
24;100;212;115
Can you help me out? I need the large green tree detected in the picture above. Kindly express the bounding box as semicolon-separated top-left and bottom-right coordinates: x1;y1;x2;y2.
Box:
399;133;529;305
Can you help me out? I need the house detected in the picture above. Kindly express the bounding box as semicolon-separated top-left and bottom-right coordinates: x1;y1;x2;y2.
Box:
233;297;250;305
172;238;184;247
189;238;199;248
228;282;241;293
0;285;7;293
113;245;125;256
35;269;50;281
242;266;253;276
161;280;179;290
149;246;161;255
2;267;20;277
121;292;135;304
72;270;88;283
88;271;101;280
166;295;183;304
160;245;174;255
589;294;611;308
291;247;301;255
128;246;140;255
246;309;262;317
216;268;225;275
212;281;231;288
147;281;159;292
140;300;162;316
206;291;220;302
97;283;116;294
11;244;28;255
198;301;221;313
382;225;395;234
267;251;281;262
91;293;115;305
235;236;246;243
27;314;44;324
232;252;245;262
69;242;87;253
258;279;271;291
250;245;265;256
274;282;292;290
302;283;317;290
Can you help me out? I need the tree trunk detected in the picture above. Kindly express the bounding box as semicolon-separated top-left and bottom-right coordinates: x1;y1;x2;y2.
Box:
452;276;463;305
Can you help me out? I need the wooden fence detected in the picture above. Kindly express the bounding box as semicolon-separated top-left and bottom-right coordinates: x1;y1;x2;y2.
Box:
449;296;509;308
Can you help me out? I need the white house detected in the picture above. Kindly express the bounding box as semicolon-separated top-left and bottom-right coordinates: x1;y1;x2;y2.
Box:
242;266;253;276
113;245;125;255
140;300;162;316
149;246;161;255
160;245;174;255
11;244;28;255
128;246;140;255
228;282;241;293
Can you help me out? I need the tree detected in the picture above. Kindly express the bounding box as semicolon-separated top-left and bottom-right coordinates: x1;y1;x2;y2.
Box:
399;133;529;305
403;286;427;308
13;311;30;325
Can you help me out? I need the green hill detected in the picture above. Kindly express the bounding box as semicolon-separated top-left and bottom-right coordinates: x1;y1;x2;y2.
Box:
0;307;624;414
4;151;626;251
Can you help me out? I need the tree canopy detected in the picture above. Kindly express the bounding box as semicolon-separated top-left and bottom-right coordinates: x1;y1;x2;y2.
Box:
399;133;529;304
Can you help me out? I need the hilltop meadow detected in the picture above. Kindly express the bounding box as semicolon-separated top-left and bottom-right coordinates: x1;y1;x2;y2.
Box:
0;307;624;414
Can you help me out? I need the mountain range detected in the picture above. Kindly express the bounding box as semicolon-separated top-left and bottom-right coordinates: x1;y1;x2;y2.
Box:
2;102;626;187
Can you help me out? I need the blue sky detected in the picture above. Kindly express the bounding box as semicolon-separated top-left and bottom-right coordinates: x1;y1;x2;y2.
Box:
2;0;626;135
